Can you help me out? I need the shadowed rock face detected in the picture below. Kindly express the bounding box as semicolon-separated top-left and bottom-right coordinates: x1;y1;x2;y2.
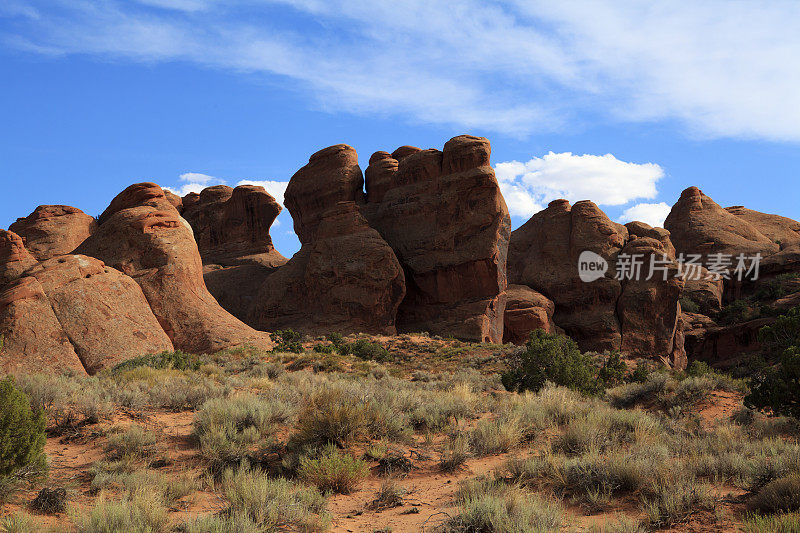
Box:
616;237;685;367
0;276;86;375
76;182;272;354
508;200;685;365
9;205;97;261
664;187;779;262
0;230;37;286
249;146;405;335
363;135;511;343
180;184;288;321
181;184;286;268
508;199;626;353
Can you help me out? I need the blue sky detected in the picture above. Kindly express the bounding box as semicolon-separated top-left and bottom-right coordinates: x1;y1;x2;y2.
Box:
2;1;799;258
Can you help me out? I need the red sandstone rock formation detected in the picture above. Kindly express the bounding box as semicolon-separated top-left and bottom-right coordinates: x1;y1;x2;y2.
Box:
9;205;97;261
22;255;174;373
363;135;510;343
502;284;557;344
248;147;405;335
617;237;685;367
726;205;800;250
180;184;288;321
181;184;286;268
76;182;272;353
0;277;86;375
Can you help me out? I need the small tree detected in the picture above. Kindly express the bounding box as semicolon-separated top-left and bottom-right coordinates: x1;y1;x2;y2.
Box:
501;330;600;395
746;346;800;419
0;377;47;477
746;306;800;419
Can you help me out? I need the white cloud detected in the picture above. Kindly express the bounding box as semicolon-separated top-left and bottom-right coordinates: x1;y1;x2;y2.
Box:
236;179;289;204
5;1;800;140
495;152;663;218
163;173;289;203
163;172;225;196
618;202;672;228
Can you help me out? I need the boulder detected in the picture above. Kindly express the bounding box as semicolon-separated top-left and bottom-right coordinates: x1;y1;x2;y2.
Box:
363;135;510;343
76;182;272;353
502;284;557;344
0;277;86;375
508;199;625;352
616;237;685;367
9;205;96;261
726;206;800;250
0;230;37;286
23;255;174;373
249;146;405;335
664;187;779;262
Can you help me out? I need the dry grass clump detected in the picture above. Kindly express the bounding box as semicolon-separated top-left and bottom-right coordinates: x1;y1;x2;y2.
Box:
13;373;113;430
743;512;800;533
104;425;158;461
70;489;169;533
193;394;289;471
438;434;471;472
368;479;407;511
641;473;715;528
212;463;330;531
297;444;369;494
468;416;523;456
438;477;564;533
749;474;800;514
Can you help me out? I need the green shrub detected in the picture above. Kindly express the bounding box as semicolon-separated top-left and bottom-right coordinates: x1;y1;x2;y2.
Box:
501;330;600;395
271;329;304;353
760;306;800;352
597;351;628;387
679;296;700;314
326;332;344;348
297;444;368;494
313;344;335;354
111;350;198;374
341;339;391;362
719;300;762;325
0;377;46;477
